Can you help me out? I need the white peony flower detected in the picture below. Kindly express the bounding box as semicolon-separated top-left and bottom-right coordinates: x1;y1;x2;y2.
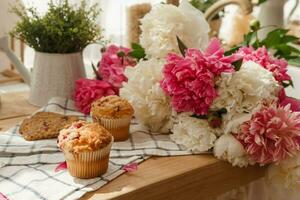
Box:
265;153;300;200
212;61;281;134
171;113;219;152
232;61;280;99
120;58;172;133
214;134;252;167
222;112;257;134
139;0;210;59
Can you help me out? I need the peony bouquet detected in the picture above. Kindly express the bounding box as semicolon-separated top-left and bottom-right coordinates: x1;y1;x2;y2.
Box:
71;0;300;196
120;0;300;169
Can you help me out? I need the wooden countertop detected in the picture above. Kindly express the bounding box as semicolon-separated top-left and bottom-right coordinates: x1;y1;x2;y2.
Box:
0;92;266;200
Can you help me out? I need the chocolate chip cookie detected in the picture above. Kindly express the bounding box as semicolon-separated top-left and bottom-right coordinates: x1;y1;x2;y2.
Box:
19;112;79;141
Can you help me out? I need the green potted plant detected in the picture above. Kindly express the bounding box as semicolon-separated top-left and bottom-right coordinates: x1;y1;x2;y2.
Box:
9;0;102;106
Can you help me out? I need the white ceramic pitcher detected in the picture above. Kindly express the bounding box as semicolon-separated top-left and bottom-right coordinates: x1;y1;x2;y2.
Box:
0;36;86;106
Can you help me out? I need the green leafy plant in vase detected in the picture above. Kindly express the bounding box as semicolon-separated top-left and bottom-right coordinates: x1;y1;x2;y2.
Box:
9;0;103;106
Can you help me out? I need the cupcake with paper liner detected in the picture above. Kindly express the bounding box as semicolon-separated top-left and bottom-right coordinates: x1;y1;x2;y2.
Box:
57;120;113;179
90;95;134;141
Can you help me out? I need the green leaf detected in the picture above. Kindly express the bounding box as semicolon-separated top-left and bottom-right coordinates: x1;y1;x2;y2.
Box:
91;62;101;80
288;57;300;67
273;44;300;59
232;59;243;71
217;108;227;115
128;43;146;61
242;32;256;46
261;29;290;49
117;51;125;58
176;36;187;56
282;35;299;43
282;80;294;88
225;46;241;56
128;50;145;61
231;22;300;64
189;0;218;13
258;0;268;5
131;43;143;50
282;45;300;54
191;114;208;119
245;27;300;62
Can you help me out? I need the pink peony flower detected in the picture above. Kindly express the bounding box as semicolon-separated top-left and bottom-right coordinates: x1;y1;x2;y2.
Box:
98;45;136;90
279;89;300;112
236;46;291;83
204;38;241;75
237;103;300;165
74;78;116;114
160;38;238;115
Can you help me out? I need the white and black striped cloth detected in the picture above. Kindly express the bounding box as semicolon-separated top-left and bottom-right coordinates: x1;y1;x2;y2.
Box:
0;97;204;200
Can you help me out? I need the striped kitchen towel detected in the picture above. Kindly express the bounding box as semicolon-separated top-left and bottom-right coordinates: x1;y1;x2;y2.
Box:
0;156;145;200
0;97;206;200
0;97;197;166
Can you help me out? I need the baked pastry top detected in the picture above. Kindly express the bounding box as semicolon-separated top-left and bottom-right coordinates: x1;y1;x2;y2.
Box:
57;120;112;153
91;95;134;119
19;112;79;141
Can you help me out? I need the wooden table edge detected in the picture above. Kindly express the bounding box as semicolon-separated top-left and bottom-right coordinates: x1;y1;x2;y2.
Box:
81;155;266;200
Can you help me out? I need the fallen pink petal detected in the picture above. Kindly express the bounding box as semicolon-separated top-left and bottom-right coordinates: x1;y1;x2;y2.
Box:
122;162;138;172
55;161;67;172
0;192;9;200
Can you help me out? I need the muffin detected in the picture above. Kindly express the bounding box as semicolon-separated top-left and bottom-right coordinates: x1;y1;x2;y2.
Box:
57;120;113;179
90;95;134;141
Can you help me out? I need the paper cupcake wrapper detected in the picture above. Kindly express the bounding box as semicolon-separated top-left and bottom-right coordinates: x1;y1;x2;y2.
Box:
93;116;132;141
64;137;113;179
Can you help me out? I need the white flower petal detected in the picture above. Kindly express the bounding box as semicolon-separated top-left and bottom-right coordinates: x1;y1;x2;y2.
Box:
140;0;210;59
212;61;281;134
171;113;219;152
214;134;251;167
120;58;172;133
